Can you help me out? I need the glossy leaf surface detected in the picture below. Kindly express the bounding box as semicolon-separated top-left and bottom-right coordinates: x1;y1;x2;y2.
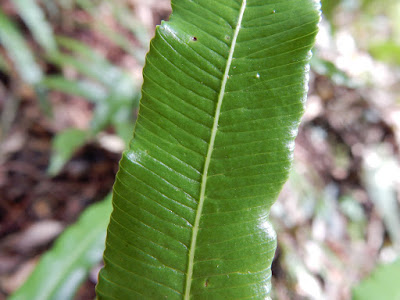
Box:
97;0;320;299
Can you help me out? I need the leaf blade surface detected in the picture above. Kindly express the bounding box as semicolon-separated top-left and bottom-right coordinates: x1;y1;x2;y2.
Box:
97;1;320;299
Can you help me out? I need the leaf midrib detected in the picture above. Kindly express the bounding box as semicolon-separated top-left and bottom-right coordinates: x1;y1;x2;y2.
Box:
183;1;247;299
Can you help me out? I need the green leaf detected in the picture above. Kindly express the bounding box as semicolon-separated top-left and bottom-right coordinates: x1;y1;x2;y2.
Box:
321;0;341;30
9;194;112;300
90;73;139;135
353;258;400;300
12;0;57;54
48;37;139;136
48;129;88;176
97;1;320;299
0;52;10;72
363;146;400;247
0;9;42;84
369;41;400;66
40;75;108;103
94;22;147;64
52;36;127;88
310;54;356;87
104;0;151;48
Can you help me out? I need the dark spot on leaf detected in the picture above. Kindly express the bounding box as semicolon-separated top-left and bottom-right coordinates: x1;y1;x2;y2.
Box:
204;279;209;287
192;36;198;41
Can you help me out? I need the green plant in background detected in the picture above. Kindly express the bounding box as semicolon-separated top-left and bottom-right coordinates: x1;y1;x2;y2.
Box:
320;0;400;66
12;0;57;54
1;1;142;298
44;36;140;175
9;195;112;300
0;9;43;85
353;258;400;300
0;0;143;174
96;0;320;298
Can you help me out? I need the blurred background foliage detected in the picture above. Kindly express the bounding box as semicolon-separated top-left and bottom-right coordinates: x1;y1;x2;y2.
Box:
0;0;399;299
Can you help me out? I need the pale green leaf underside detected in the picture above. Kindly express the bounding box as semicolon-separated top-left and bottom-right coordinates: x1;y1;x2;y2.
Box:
97;0;320;299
